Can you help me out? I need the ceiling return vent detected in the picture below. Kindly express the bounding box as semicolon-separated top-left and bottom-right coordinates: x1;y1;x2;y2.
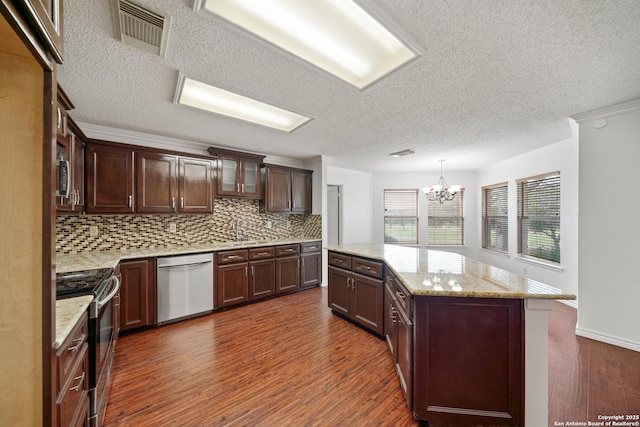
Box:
112;0;171;56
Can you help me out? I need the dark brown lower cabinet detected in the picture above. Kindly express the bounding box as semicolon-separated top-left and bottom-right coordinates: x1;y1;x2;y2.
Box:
327;254;384;336
300;241;322;288
119;258;157;333
249;258;275;300
217;262;249;308
412;297;524;426
276;255;300;294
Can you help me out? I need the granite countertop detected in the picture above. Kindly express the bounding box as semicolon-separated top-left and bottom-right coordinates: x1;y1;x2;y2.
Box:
54;295;93;349
56;238;321;273
326;243;576;300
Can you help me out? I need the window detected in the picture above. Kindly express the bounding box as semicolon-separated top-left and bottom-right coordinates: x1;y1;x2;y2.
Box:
517;172;560;263
427;189;464;245
482;183;508;253
384;189;418;245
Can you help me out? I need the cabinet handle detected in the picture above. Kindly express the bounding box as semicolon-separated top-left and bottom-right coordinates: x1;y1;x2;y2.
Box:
334;258;343;264
57;107;61;129
68;336;83;353
237;183;240;192
128;195;132;208
181;197;184;208
391;306;397;323
308;246;317;250
396;290;406;300
227;255;242;260
242;183;245;193
245;266;248;278
287;200;291;209
359;265;372;271
292;200;296;209
251;265;255;276
171;197;175;209
70;371;85;392
256;252;270;256
346;277;351;290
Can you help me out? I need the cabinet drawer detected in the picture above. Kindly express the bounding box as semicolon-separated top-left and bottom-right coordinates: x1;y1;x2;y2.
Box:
217;249;248;264
300;241;321;253
249;247;274;260
57;312;88;392
352;258;383;279
389;272;412;317
328;252;351;269
58;342;89;427
275;244;300;257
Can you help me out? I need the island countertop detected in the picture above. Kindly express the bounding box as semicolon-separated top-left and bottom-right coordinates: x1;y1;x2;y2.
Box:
326;243;576;300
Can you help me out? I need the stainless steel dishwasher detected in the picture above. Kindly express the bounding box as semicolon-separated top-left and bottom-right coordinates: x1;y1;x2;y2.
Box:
157;252;214;324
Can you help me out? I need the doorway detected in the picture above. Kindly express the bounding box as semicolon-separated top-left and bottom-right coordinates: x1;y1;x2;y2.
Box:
327;185;341;246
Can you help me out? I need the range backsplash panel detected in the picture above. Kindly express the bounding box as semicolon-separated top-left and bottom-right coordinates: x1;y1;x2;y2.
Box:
56;198;321;254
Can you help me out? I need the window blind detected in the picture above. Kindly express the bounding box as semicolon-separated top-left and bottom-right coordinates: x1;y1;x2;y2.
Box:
517;173;560;263
427;189;464;245
482;183;508;253
384;189;418;245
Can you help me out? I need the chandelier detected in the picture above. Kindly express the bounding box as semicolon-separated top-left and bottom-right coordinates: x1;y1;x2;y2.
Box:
422;160;462;204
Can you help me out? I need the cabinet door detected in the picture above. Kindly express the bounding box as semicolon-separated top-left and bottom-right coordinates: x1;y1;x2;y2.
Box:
17;0;64;63
352;273;384;335
396;307;413;407
241;159;260;197
136;152;177;213
328;266;351;316
275;255;300;294
217;157;239;196
249;259;275;300
291;170;312;213
178;157;213;213
300;252;321;287
71;135;84;211
216;263;249;308
265;167;291;212
119;259;157;332
384;285;397;356
86;144;135;213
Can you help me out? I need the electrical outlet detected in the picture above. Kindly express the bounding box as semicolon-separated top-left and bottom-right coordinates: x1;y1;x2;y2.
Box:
89;226;99;237
522;267;527;275
266;221;272;229
169;223;177;233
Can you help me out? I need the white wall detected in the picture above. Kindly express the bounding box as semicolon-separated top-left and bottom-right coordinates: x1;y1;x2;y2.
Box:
371;170;478;258
476;125;580;306
575;103;640;352
326;165;373;244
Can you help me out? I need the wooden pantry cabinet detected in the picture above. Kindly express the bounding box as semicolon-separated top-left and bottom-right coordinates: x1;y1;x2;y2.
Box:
136;151;213;214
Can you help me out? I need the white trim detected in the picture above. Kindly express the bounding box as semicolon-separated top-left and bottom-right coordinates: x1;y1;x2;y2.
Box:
575;326;640;353
480;248;510;259
570;98;640;123
515;254;564;272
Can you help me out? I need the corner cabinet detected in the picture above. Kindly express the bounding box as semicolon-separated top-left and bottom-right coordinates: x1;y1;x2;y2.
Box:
207;148;265;198
260;164;312;214
327;251;384;335
85;142;135;213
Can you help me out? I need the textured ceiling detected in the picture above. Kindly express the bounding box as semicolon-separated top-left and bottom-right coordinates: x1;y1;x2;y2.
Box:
58;0;640;172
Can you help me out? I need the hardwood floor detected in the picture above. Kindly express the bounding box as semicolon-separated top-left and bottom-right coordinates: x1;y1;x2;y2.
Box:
105;288;640;427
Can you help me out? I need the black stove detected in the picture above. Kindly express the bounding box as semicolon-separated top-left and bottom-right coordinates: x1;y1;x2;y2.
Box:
56;267;114;299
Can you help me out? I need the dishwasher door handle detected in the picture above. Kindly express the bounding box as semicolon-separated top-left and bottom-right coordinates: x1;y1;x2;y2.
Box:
157;260;213;269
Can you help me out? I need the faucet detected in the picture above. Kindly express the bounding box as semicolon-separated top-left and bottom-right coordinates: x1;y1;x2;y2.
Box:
231;219;240;241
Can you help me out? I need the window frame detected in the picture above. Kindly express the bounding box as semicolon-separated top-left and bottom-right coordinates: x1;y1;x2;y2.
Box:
516;172;561;264
482;182;509;254
383;189;419;245
427;188;465;246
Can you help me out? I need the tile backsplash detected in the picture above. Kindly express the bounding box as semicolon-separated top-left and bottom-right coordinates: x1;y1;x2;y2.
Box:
56;198;321;254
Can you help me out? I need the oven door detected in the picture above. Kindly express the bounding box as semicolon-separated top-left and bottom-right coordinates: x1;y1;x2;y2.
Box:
91;274;120;426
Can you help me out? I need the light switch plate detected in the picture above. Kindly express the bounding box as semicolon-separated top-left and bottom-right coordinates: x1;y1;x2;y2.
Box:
89;226;99;237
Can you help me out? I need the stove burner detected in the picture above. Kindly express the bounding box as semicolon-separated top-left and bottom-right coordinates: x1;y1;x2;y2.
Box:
56;267;114;299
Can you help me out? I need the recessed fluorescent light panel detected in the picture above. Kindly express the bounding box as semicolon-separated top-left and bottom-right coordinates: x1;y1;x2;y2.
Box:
194;0;421;89
174;75;312;132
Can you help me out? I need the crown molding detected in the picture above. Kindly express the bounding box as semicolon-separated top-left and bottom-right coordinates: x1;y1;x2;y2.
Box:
570;98;640;123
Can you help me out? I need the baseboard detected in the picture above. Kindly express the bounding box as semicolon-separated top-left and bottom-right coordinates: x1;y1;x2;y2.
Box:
575;326;640;352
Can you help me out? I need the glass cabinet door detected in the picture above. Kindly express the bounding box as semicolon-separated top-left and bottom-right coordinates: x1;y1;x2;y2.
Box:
242;160;258;195
220;158;238;193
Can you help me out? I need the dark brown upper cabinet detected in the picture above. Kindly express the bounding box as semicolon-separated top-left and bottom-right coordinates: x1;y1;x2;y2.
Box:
86;142;135;214
16;0;64;63
260;164;312;214
207;147;265;199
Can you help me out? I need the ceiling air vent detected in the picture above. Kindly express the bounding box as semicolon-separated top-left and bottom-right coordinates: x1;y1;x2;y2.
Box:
113;0;171;56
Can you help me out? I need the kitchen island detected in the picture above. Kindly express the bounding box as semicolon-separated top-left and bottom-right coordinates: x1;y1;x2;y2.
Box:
326;243;575;427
